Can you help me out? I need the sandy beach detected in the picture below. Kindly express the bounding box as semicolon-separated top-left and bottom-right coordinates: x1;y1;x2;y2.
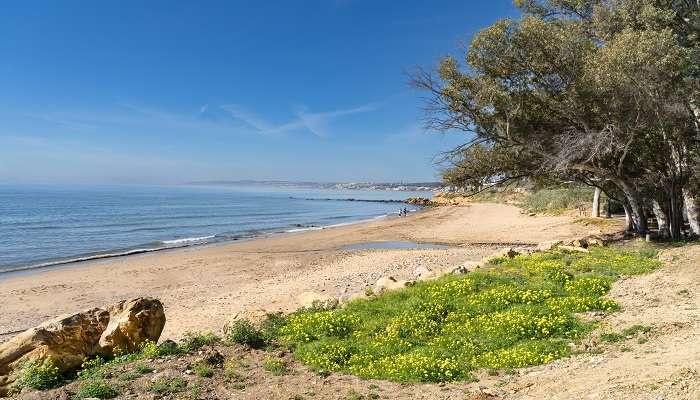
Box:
0;203;592;342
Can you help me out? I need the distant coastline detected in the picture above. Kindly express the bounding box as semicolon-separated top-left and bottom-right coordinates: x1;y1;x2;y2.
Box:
185;179;442;192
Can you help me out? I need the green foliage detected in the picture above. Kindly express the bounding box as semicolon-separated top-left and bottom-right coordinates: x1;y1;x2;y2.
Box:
193;361;214;378
148;377;187;394
134;364;154;374
280;247;660;383
599;332;625;343
225;313;287;349
140;339;181;359
262;358;288;375
226;320;265;348
424;0;700;238
75;379;119;399
179;331;219;352
623;325;652;336
15;358;63;391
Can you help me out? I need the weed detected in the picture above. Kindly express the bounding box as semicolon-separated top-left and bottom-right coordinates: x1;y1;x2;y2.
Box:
365;287;374;297
15;358;63;390
179;332;219;352
149;377;187;394
346;390;363;400
600;332;625;343
638;338;649;344
263;358;288;376
76;379;119;399
140;339;181;358
193;361;214;378
134;364;154;374
622;325;652;336
117;371;140;381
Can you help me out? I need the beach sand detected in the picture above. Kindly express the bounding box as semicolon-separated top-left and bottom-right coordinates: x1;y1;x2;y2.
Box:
0;203;593;342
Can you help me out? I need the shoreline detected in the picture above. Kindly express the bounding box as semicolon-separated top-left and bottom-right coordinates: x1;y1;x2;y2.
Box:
0;210;402;280
0;203;594;342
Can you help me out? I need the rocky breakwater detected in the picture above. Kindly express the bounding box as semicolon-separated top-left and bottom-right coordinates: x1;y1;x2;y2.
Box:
0;297;165;397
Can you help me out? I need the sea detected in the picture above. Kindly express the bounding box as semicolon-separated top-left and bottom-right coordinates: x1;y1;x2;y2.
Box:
0;184;428;274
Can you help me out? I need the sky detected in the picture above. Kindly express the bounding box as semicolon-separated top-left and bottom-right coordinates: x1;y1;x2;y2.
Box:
0;1;519;184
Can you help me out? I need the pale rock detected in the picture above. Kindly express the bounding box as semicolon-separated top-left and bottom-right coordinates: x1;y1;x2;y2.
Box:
0;297;165;396
559;245;590;253
536;240;563;252
374;276;414;294
99;298;166;354
414;266;438;281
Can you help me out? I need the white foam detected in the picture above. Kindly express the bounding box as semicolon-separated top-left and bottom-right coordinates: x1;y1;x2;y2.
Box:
161;235;216;245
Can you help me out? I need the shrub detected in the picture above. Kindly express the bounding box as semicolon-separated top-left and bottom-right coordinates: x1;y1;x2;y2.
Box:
179;331;219;352
76;379;119;399
226;320;265;348
260;313;288;342
15;358;63;390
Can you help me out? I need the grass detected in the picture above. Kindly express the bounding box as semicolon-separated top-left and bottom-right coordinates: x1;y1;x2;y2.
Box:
273;246;660;383
193;361;214;378
148;377;187;394
75;379;119;399
263;358;288;375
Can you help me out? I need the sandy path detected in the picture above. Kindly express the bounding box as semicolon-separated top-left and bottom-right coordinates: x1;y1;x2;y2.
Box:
0;203;591;342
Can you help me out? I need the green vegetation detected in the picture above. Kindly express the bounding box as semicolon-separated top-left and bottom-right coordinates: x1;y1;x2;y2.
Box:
522;187;595;215
148;377;187;394
274;247;659;383
226;320;265;347
15;358;63;391
424;0;700;240
179;331;219;352
193;361;214;378
263;358;288;375
225;313;287;348
75;379;119;399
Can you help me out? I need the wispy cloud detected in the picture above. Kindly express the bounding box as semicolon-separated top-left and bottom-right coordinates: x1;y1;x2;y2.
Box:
221;102;379;137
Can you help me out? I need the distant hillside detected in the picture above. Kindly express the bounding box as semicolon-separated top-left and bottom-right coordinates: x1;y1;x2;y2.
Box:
185;180;442;191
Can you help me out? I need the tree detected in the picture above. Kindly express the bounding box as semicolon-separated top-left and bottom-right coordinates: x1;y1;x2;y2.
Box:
415;0;700;238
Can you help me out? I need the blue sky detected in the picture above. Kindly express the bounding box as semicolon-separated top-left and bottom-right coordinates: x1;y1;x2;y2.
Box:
0;1;518;184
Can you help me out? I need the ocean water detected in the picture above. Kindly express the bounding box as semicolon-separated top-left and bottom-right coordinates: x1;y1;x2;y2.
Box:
0;184;427;273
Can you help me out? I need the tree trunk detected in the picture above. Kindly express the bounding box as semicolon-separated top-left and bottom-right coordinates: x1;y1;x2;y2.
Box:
683;188;700;236
591;187;601;218
669;182;683;240
652;200;670;239
623;203;634;232
619;181;648;235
